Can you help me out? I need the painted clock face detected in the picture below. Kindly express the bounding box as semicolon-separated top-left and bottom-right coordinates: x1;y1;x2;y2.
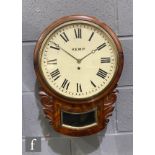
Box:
39;20;118;99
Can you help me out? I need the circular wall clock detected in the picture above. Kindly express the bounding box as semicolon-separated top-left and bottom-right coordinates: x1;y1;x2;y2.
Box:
34;15;124;136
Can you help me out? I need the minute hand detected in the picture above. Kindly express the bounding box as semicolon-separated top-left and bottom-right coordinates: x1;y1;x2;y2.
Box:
51;42;80;63
60;46;80;62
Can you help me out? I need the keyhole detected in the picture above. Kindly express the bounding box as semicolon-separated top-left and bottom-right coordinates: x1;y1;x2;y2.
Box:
77;67;81;70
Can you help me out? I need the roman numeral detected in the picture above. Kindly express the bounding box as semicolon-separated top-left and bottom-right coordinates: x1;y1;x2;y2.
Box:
96;69;107;79
74;28;81;38
60;32;69;42
90;80;96;87
61;79;70;90
47;59;57;65
88;32;94;41
50;45;60;50
77;83;82;92
101;57;110;63
50;69;61;81
97;43;106;51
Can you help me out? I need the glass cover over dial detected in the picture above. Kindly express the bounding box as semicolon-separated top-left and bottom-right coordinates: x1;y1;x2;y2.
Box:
40;20;118;99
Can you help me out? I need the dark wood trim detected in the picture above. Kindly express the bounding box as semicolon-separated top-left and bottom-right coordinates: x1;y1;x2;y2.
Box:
34;15;124;104
39;87;117;136
34;15;124;136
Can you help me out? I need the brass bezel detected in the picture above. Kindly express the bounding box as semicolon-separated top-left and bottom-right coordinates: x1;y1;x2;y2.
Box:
38;20;119;100
34;15;124;105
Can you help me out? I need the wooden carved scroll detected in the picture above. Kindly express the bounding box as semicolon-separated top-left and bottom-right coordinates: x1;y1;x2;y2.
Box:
38;87;117;136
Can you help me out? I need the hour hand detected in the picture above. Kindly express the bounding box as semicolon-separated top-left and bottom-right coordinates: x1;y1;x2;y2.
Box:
91;43;107;54
79;43;107;63
78;48;97;63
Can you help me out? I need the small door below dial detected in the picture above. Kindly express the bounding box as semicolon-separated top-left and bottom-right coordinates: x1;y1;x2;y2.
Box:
61;109;97;129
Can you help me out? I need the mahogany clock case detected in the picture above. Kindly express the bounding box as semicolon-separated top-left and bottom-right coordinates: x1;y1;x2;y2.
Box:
34;15;124;104
34;15;124;136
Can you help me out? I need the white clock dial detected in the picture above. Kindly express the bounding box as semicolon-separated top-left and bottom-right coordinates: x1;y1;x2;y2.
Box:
40;20;118;99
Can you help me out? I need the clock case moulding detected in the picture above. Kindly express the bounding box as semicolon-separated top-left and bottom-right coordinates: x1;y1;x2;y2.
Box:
34;15;124;137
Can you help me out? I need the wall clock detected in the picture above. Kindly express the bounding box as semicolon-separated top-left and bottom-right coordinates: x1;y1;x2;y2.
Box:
34;15;124;136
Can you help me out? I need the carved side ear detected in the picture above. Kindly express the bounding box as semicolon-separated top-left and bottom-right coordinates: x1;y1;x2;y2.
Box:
38;88;54;124
103;91;117;124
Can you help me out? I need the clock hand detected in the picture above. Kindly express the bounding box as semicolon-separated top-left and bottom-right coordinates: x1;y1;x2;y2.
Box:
78;48;98;63
51;41;80;63
79;43;106;63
